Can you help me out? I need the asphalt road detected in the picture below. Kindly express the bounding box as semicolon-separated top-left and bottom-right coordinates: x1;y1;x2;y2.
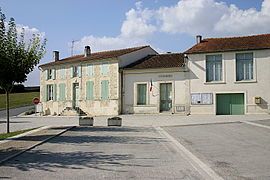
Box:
0;105;33;119
0;118;270;179
0;127;204;180
164;121;270;180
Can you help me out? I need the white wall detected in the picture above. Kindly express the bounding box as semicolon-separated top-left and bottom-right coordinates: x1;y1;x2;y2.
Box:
188;49;270;114
123;68;188;114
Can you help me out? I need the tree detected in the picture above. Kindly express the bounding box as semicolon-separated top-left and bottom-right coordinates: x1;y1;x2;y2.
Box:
0;8;46;133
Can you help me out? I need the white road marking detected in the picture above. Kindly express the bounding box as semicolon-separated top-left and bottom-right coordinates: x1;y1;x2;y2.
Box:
156;127;224;180
241;121;270;130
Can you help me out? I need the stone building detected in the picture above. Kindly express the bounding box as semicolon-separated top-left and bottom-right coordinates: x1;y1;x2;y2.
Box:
39;46;157;116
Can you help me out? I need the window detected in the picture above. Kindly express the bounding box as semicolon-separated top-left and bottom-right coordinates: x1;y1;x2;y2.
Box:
87;64;94;77
71;66;81;78
137;84;147;105
101;80;109;100
236;53;253;81
59;67;65;79
86;81;94;100
206;55;222;82
47;69;55;80
59;83;66;101
47;84;54;101
101;63;109;75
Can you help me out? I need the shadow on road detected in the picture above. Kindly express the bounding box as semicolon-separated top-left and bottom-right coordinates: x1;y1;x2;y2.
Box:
0;127;161;172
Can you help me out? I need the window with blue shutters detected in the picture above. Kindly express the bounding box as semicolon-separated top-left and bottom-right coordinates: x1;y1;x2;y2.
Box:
71;65;81;78
86;81;94;100
87;64;94;77
101;80;109;100
101;63;109;76
47;69;56;80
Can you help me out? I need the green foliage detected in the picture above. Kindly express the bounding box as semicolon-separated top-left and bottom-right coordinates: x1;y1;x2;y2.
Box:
0;8;46;92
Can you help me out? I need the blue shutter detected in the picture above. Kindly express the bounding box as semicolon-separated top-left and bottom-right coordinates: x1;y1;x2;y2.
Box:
101;80;109;100
53;84;57;101
78;66;82;77
70;67;73;78
86;81;94;100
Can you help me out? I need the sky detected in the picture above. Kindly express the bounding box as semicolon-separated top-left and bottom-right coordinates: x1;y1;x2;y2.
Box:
0;0;268;86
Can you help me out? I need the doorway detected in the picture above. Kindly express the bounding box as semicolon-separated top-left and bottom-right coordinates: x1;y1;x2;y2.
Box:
216;93;244;115
160;83;172;112
73;83;79;108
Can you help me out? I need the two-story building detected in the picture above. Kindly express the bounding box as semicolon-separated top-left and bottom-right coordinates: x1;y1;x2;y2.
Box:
185;34;270;115
39;46;157;116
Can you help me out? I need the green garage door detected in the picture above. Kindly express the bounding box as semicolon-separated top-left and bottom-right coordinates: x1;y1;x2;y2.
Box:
216;93;244;115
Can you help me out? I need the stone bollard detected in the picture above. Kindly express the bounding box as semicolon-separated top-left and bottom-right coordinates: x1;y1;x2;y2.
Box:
79;116;94;126
107;116;122;126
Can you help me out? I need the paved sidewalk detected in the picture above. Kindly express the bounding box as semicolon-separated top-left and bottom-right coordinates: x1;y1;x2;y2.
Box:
0;114;269;133
0;126;74;164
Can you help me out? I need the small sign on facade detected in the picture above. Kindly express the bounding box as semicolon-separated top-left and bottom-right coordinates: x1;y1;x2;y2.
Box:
191;93;213;105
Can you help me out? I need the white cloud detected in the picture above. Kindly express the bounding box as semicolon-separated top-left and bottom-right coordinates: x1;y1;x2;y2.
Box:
158;0;270;36
121;1;156;38
74;1;155;53
16;24;46;42
74;0;270;54
73;35;147;53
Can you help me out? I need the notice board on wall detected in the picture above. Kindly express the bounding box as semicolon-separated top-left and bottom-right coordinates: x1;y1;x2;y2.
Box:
191;93;213;105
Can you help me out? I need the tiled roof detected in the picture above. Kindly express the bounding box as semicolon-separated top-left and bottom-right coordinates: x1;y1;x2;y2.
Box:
185;34;270;54
39;45;150;67
124;53;184;70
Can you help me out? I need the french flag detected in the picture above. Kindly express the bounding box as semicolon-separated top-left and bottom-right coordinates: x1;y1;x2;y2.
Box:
150;79;153;92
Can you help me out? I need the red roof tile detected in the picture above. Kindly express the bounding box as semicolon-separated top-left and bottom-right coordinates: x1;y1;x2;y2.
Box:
124;53;184;69
185;34;270;54
39;46;150;67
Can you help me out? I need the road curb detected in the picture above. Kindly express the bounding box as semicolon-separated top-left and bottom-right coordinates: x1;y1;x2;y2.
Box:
0;126;51;145
0;125;76;165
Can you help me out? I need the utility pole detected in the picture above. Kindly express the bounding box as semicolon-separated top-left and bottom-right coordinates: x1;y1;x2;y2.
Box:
71;39;79;56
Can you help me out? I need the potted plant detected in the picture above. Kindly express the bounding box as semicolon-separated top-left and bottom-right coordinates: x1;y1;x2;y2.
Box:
107;116;122;126
79;116;94;126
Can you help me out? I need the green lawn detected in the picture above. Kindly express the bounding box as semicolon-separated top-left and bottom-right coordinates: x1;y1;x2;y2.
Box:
0;92;40;109
0;128;36;140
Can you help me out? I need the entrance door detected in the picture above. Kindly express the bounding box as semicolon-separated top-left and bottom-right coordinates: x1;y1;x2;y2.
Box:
160;83;172;112
216;93;244;115
73;83;79;108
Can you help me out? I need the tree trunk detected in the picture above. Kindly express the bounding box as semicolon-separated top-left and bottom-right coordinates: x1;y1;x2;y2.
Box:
6;91;10;133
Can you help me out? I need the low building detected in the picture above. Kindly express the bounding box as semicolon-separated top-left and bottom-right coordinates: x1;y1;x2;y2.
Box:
122;53;189;114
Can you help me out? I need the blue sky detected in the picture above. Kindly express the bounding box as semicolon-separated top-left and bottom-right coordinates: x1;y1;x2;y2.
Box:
0;0;268;86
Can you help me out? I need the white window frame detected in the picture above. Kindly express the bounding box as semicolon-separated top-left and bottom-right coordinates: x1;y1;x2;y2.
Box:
134;82;148;106
205;54;223;82
47;84;54;101
235;52;255;82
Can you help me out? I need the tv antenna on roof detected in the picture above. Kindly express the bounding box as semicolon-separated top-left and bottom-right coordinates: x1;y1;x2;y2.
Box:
71;39;79;56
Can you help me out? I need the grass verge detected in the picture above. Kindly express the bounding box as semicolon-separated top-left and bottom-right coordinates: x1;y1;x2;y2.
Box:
0;92;39;109
0;128;36;140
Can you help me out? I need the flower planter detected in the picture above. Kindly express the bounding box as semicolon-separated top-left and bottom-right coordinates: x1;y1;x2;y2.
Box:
107;117;122;126
79;116;94;126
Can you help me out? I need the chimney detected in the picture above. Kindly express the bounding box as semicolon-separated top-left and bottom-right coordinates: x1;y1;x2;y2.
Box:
84;46;91;57
53;51;59;61
196;35;202;44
